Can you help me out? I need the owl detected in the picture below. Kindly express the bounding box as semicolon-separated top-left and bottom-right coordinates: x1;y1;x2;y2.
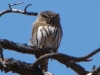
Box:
30;11;62;74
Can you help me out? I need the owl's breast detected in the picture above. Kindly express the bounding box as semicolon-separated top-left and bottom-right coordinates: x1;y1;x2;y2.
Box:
36;25;62;49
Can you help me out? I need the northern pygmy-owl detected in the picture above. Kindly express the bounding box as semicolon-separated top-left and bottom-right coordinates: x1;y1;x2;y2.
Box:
30;11;62;73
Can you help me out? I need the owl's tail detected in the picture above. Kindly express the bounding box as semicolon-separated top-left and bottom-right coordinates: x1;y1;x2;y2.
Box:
35;54;54;75
35;54;48;73
40;59;48;72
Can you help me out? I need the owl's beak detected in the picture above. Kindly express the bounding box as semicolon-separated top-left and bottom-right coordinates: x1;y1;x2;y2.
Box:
47;18;51;23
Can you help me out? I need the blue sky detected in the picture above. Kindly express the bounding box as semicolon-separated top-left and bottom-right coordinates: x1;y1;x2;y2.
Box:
0;0;100;75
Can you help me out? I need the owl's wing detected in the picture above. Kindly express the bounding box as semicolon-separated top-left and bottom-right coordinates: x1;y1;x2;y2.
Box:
30;22;39;46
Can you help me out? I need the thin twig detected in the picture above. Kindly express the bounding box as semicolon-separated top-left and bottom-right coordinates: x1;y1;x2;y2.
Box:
0;2;38;17
10;2;23;6
24;4;32;12
77;48;100;61
8;4;12;10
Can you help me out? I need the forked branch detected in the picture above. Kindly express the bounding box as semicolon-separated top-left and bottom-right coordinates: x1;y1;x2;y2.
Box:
0;2;38;17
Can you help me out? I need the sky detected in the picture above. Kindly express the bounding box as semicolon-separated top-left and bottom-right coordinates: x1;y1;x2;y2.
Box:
0;0;100;75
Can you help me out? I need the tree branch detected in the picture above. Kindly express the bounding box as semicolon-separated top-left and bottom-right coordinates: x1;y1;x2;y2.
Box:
32;53;89;75
0;2;38;17
10;2;23;6
78;48;100;61
1;39;100;75
0;57;44;75
0;56;89;75
32;53;91;68
69;61;89;75
0;39;52;55
0;39;97;61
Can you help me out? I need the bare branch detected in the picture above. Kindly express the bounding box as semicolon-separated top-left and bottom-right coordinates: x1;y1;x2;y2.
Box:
77;48;100;61
1;39;100;75
0;57;44;75
8;4;12;10
0;39;98;62
10;2;23;6
69;61;89;75
0;39;52;55
0;2;38;17
32;53;91;68
0;39;36;54
1;39;99;62
0;39;92;61
33;53;88;75
24;4;32;12
32;53;89;75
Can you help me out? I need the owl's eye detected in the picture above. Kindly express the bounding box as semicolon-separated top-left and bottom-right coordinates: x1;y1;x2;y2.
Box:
42;14;48;18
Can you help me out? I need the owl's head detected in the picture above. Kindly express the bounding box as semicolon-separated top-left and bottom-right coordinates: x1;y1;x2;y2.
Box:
37;11;60;24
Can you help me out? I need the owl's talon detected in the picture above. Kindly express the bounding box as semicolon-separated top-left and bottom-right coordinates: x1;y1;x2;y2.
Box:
39;46;44;49
51;49;54;53
30;45;36;49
